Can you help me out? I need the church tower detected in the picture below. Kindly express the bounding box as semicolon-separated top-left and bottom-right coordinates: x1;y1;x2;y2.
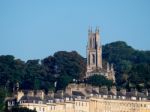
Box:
86;27;102;77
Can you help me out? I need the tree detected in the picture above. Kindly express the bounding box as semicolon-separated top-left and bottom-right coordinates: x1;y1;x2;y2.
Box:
9;107;37;112
0;87;6;112
102;41;150;89
21;59;44;90
87;75;113;87
0;41;150;95
54;51;86;79
56;75;73;90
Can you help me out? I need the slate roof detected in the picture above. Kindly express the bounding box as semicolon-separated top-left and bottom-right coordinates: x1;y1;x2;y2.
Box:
108;91;116;96
72;91;85;96
137;92;147;98
99;91;108;95
20;96;41;101
5;97;16;102
117;91;125;96
92;90;99;94
44;95;54;101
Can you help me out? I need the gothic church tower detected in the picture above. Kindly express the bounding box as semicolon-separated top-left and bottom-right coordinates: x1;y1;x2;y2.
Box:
86;27;102;77
86;27;115;82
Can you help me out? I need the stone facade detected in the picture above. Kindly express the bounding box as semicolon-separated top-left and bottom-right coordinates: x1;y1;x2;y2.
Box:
7;89;150;112
86;27;115;82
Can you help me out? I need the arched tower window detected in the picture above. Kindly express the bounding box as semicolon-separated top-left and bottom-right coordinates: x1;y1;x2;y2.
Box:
88;54;90;65
90;38;92;48
93;38;95;48
92;54;95;64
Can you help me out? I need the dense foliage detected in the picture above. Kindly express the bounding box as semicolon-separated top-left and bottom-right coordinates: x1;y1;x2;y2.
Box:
87;75;113;87
0;41;150;111
0;51;86;93
0;87;6;111
7;107;37;112
102;41;150;90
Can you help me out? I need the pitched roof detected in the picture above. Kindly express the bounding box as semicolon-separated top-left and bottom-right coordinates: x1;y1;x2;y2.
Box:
72;91;85;96
20;95;41;101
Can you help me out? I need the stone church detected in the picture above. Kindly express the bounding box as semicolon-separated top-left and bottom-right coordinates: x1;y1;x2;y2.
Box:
86;27;115;82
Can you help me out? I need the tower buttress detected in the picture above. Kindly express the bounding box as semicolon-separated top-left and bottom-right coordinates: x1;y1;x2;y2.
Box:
107;62;110;72
111;64;114;71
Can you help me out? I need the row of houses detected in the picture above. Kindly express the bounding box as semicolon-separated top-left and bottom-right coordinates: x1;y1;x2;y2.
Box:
6;84;150;112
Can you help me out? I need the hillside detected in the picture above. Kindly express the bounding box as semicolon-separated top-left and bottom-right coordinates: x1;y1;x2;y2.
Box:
0;41;150;109
103;41;150;89
0;41;150;91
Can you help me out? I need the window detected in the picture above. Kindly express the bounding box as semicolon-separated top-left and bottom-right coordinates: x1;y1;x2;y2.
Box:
76;102;78;106
88;54;90;65
90;38;92;48
38;101;42;104
93;38;95;48
82;102;84;106
92;54;95;64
